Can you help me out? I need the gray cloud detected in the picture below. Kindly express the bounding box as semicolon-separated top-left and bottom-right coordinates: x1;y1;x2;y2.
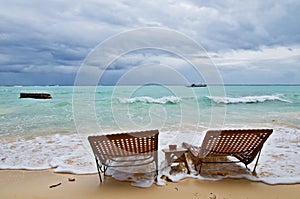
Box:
0;0;299;85
213;45;300;84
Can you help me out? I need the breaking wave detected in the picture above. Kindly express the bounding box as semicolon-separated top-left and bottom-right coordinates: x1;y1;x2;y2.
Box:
118;96;181;104
207;95;292;104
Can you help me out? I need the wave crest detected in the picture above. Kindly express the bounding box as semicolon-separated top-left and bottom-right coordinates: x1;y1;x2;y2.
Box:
118;96;181;104
207;95;292;104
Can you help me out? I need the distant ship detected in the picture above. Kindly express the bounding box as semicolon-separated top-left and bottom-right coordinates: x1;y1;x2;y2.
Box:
187;83;207;87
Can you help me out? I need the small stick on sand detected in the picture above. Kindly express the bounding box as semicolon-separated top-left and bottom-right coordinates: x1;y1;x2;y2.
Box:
49;182;62;188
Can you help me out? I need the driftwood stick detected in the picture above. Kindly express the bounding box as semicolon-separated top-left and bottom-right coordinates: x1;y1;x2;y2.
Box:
49;182;62;188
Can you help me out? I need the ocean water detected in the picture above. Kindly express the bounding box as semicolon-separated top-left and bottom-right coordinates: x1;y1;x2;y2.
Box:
0;85;299;186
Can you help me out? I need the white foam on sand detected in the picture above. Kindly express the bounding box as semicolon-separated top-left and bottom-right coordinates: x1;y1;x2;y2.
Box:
0;125;300;187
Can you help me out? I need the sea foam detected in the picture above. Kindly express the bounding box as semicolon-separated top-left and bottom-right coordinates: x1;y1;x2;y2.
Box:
207;94;292;104
1;126;300;187
118;96;181;104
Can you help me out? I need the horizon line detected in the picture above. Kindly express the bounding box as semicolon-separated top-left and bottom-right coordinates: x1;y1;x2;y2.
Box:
1;83;300;87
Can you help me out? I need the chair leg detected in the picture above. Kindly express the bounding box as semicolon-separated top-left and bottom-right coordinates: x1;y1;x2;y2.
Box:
95;158;103;183
198;162;203;174
154;153;158;181
193;162;203;174
252;150;262;173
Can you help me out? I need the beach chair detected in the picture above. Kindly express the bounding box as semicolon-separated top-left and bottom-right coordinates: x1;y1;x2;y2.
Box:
88;130;159;182
182;129;273;174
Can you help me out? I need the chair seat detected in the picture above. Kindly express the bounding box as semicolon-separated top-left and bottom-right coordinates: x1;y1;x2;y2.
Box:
88;130;159;182
183;129;273;174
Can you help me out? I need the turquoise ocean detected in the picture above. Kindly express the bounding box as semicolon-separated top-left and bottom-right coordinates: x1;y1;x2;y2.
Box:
0;85;299;186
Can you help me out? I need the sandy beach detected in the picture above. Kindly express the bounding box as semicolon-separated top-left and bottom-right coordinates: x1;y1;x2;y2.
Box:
1;169;299;199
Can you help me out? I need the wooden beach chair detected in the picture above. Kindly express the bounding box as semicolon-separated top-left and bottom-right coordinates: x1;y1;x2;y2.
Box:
183;129;273;174
88;130;159;182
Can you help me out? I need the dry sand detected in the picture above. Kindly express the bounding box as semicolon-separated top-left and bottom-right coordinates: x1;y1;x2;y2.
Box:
1;170;300;199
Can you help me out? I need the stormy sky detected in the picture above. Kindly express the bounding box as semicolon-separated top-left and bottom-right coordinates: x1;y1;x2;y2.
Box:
1;0;300;85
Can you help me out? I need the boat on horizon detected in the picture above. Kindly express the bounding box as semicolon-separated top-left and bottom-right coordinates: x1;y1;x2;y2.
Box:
187;83;207;87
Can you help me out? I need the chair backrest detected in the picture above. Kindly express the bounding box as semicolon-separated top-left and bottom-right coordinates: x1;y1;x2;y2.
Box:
88;130;159;163
199;129;273;164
